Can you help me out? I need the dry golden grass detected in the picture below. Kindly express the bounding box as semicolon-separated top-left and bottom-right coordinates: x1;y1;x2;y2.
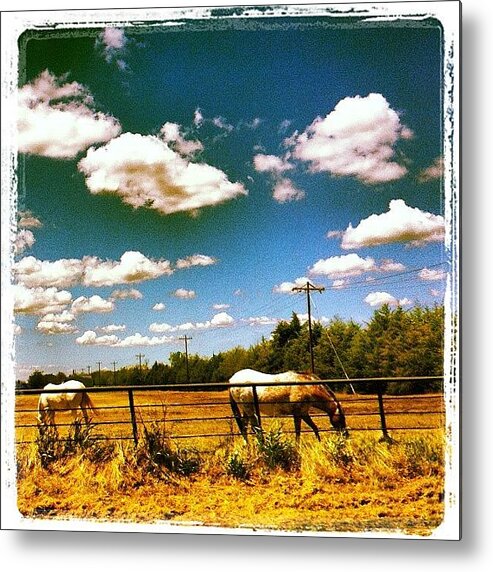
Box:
14;389;446;536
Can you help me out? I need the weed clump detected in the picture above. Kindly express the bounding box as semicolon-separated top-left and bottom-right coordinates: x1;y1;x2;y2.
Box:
140;420;201;477
254;426;300;471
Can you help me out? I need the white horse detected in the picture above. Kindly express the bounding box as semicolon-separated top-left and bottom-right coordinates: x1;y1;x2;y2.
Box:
229;368;348;442
37;380;95;427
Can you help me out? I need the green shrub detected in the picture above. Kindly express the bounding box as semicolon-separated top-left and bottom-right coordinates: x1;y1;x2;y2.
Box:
255;426;299;471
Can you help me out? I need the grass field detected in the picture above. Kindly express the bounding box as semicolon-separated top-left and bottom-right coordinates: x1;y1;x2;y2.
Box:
14;389;446;536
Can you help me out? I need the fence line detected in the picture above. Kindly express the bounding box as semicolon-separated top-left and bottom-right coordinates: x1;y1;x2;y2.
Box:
15;376;445;445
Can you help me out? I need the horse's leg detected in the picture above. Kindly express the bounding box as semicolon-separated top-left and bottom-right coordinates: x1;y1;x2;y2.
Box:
293;414;302;443
301;413;321;441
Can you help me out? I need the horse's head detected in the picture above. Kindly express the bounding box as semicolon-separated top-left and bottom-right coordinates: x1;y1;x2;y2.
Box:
330;401;349;437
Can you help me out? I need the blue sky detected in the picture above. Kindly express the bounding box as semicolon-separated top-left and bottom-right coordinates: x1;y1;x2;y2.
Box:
11;11;449;380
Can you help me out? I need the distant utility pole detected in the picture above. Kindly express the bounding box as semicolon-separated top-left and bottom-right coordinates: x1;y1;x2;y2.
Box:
87;365;91;376
111;361;118;385
96;361;102;385
179;335;192;383
292;281;325;374
136;353;145;381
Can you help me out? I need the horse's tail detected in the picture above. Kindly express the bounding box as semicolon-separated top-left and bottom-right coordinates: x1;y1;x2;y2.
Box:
81;391;96;417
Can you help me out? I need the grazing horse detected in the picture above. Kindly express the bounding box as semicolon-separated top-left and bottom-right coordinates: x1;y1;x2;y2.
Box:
229;369;348;442
37;380;95;427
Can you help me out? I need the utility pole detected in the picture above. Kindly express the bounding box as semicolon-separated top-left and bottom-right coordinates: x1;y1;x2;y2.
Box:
96;361;102;385
179;335;192;383
111;361;118;385
136;353;145;382
292;281;325;374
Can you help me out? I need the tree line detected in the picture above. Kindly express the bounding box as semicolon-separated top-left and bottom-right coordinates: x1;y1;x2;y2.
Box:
24;304;445;395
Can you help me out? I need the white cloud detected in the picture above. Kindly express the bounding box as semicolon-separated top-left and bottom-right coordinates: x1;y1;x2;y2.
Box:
109;288;143;300
244;316;279;327
418;156;444;182
153;302;166;311
76;330;119;346
253;154;294;174
14;251;173;290
72;295;114;314
364;291;412;307
13;284;72;315
18;70;121;159
272;178;305;203
36;310;77;334
78;132;247;215
160;122;204;157
212;117;234;132
14;229;35;255
98;324;126;333
273;276;311;294
340;199;445;249
309;254;377;279
379;259;406;273
83;251;173;287
14;256;84;289
331;279;347;290
150;312;235;333
288;93;412;184
210;312;235;327
172;288;196;299
419;267;447;281
113;333;175;348
18;212;42;228
213;303;230;310
37;320;78;335
193;108;204;127
175;254;217;269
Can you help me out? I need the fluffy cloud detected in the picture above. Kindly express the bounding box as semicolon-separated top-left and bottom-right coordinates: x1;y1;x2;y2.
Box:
379;259;406;273
212;303;230;310
160;122;203;157
109;288;143;300
364;292;412;307
14;251;174;290
76;330;119;346
153;302;166;311
172;288;196;299
98;324;126;333
72;295;114;314
309;254;377;279
243;316;279;327
149;312;235;334
253;154;293;174
272;178;305;203
287;93;412;184
419;267;447;281
273;276;311;294
18;70;121;158
78;132;247;215
18;212;42;228
14;229;35;255
418;157;444;182
175;254;217;269
99;28;128;68
14;256;84;289
83;251;173;287
36;310;77;334
340;199;445;249
13;284;72;315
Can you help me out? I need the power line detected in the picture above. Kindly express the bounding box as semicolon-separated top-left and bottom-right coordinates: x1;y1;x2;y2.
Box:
179;335;192;383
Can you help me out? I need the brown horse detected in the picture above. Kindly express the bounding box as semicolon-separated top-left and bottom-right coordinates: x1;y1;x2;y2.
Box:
229;369;348;442
37;380;95;427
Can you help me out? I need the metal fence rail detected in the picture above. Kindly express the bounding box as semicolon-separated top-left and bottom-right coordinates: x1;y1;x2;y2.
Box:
15;376;445;445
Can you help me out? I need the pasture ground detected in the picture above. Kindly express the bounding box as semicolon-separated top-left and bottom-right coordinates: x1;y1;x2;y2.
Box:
14;389;446;536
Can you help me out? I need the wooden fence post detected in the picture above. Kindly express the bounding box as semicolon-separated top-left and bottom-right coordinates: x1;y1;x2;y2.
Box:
128;389;139;445
252;384;262;433
376;383;393;443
